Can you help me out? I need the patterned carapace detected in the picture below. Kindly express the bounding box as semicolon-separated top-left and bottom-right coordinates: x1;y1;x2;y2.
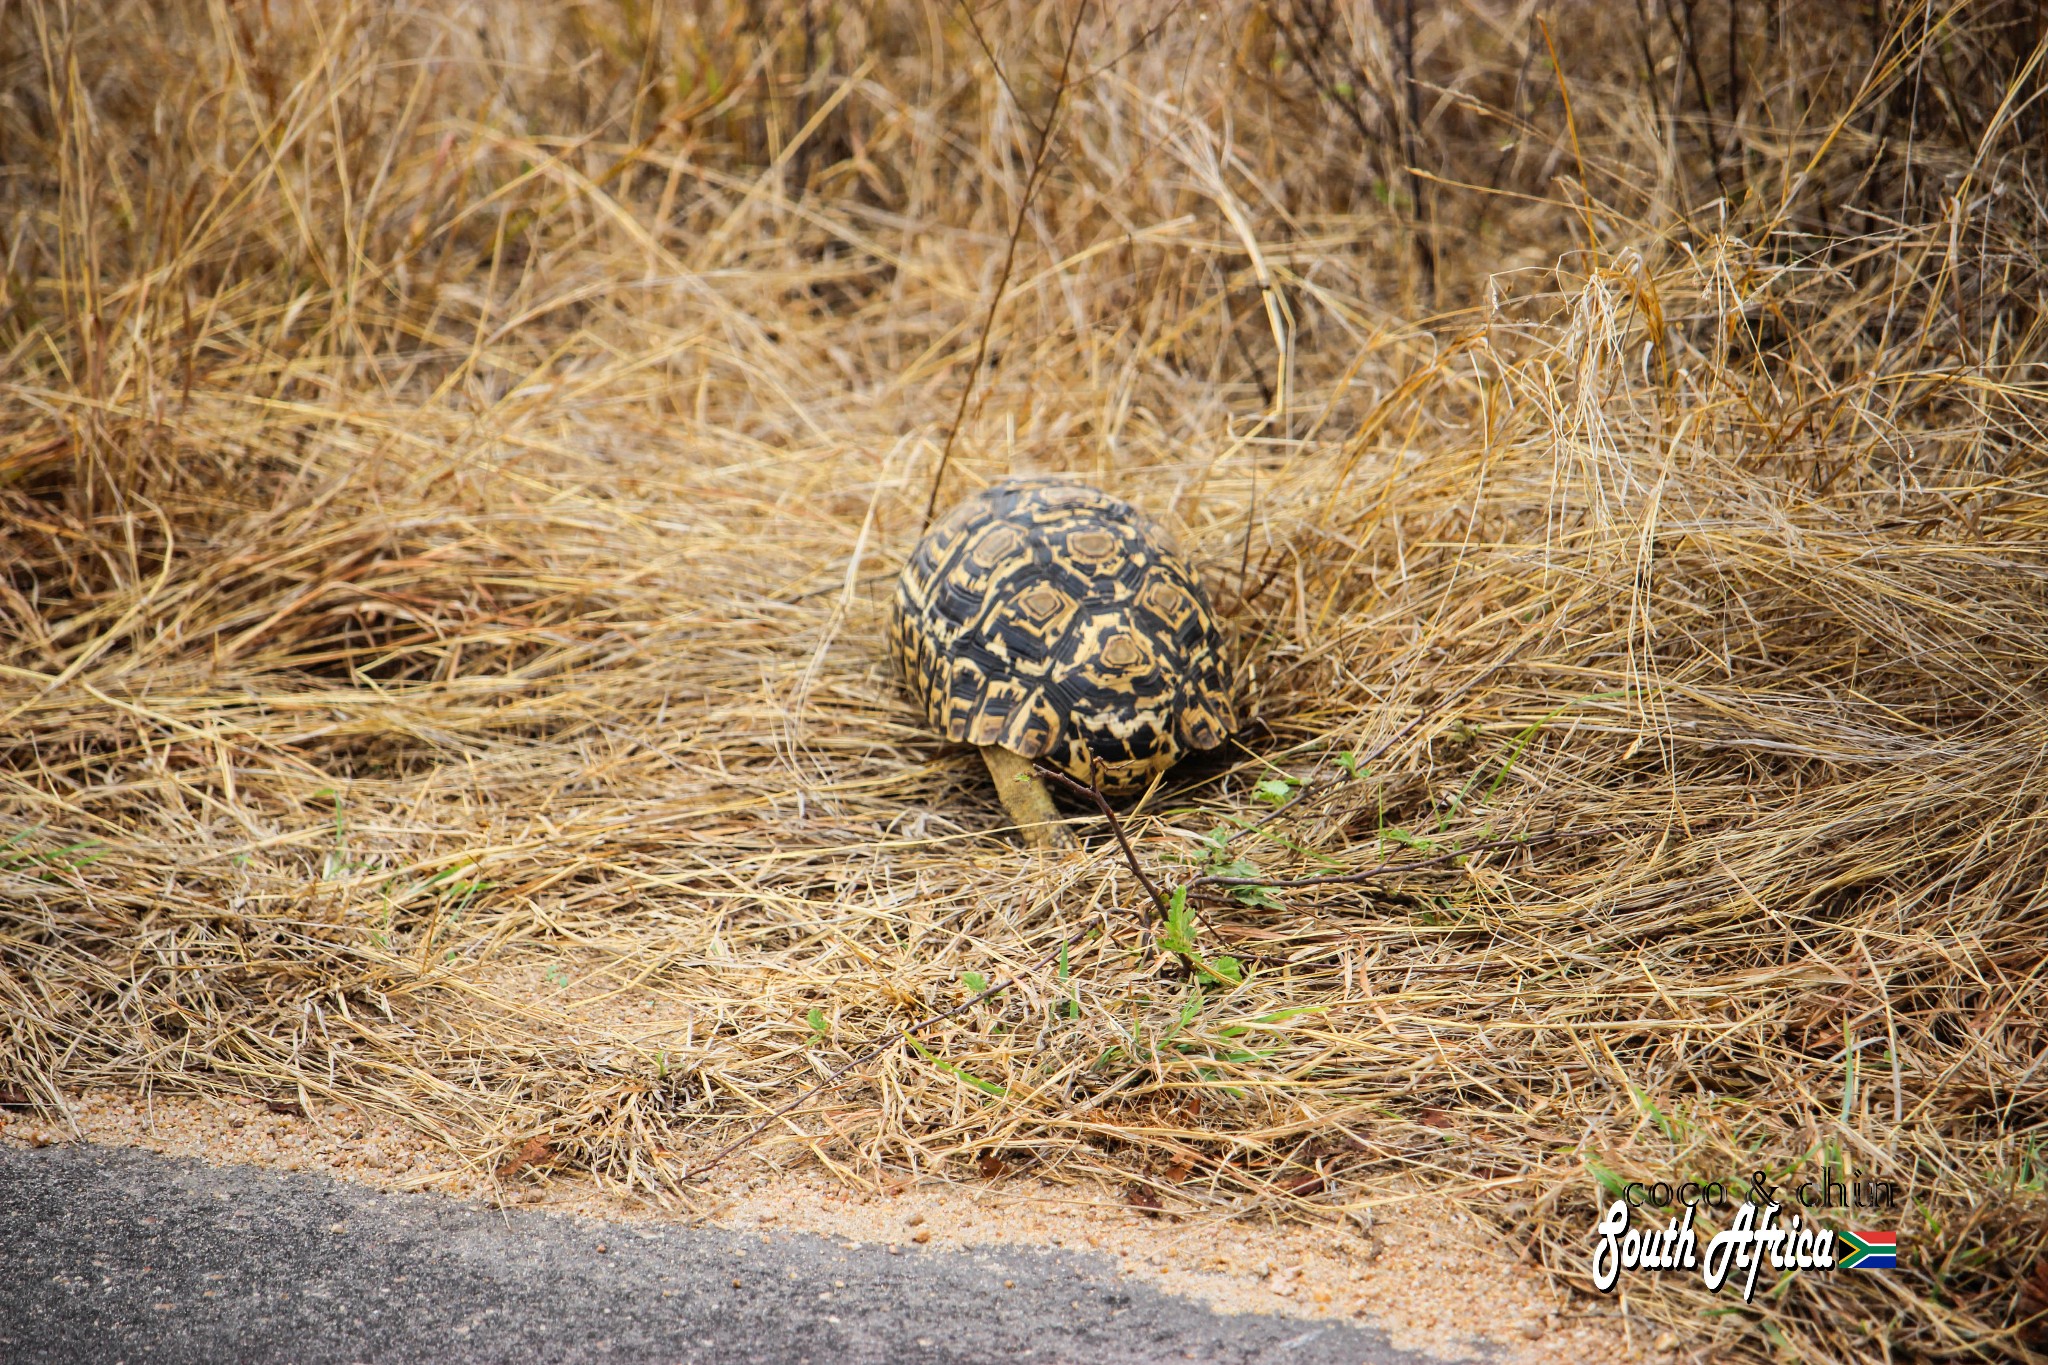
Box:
891;478;1237;791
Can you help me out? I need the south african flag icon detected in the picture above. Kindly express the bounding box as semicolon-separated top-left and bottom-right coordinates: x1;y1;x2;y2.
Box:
1837;1231;1897;1270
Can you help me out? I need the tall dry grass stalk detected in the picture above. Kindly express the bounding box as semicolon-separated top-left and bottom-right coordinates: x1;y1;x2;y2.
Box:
3;0;2046;1358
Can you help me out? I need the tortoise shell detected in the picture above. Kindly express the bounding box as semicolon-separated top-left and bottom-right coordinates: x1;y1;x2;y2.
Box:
891;478;1236;791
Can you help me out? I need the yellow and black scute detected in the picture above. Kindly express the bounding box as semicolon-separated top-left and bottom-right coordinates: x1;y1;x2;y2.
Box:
891;478;1237;791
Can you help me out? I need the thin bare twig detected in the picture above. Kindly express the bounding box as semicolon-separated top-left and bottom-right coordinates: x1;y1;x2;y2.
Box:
921;0;1092;531
1032;759;1171;922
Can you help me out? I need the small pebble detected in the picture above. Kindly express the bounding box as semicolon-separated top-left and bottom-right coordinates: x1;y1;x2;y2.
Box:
912;1229;931;1244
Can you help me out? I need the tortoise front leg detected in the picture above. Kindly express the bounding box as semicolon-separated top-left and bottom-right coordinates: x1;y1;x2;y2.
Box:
979;746;1076;851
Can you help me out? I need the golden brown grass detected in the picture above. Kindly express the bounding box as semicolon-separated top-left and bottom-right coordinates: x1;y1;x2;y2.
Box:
3;1;2046;1359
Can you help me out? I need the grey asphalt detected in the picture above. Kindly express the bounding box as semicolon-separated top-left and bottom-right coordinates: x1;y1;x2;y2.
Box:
0;1142;1467;1365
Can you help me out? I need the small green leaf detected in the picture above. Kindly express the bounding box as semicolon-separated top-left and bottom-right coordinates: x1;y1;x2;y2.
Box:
1630;1085;1681;1144
1586;1159;1628;1200
1160;887;1198;956
806;1007;828;1038
1228;883;1283;911
906;1038;1007;1098
1253;777;1298;806
962;970;989;996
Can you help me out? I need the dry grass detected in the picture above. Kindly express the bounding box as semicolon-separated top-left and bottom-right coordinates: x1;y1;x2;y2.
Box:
3;0;2047;1359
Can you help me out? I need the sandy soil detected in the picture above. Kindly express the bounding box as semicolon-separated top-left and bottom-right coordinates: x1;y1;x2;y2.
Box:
0;1092;1667;1364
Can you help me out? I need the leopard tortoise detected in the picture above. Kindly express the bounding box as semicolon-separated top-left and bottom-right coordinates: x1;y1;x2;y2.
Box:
891;477;1236;849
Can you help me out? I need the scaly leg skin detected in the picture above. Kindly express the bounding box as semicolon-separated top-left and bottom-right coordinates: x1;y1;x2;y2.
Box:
980;746;1076;851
